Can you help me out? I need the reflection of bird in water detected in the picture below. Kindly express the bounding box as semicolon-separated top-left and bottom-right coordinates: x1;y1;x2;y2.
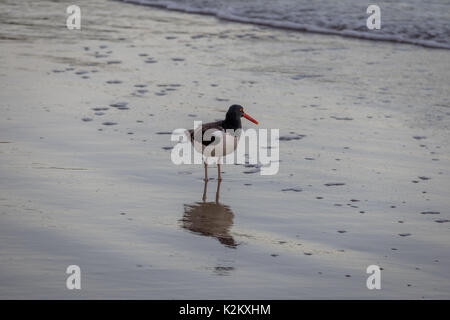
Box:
181;180;238;248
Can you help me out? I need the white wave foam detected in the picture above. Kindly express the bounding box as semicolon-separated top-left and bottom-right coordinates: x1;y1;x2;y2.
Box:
121;0;450;49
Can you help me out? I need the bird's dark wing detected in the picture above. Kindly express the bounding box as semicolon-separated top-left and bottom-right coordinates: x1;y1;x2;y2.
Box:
188;120;224;146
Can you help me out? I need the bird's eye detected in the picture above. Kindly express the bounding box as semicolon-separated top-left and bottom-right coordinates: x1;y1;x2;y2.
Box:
240;108;243;112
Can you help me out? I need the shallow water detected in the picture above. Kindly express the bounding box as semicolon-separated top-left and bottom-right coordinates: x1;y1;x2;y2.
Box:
121;0;450;49
0;0;449;299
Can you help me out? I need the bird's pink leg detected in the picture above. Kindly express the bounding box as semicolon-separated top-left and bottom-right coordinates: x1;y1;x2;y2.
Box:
204;162;208;182
217;162;222;181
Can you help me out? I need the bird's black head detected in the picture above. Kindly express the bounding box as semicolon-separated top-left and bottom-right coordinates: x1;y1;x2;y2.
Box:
223;104;258;130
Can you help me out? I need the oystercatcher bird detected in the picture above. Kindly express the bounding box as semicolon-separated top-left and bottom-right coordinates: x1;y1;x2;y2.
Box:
187;104;258;181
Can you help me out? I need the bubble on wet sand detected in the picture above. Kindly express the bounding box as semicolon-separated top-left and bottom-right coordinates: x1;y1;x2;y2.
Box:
110;102;128;109
291;74;322;80
324;182;346;187
281;188;302;192
279;134;306;141
243;167;261;174
331;116;353;120
177;171;192;175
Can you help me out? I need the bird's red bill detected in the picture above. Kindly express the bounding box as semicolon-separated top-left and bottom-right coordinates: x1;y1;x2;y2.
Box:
243;113;258;125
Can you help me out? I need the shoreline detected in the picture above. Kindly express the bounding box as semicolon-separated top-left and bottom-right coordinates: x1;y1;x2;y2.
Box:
119;0;450;50
0;0;449;299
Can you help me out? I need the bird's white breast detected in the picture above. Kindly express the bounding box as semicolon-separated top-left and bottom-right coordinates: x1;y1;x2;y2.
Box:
198;130;239;159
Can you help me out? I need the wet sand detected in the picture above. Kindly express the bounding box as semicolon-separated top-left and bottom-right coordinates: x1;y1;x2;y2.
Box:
0;0;449;299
